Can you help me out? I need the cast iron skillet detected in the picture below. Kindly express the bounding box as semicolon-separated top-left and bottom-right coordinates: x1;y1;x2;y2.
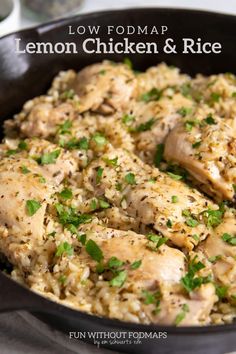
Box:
0;8;236;354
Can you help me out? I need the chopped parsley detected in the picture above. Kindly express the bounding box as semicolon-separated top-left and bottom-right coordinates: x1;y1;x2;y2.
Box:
210;92;221;103
167;172;183;180
140;88;162;102
58;275;67;284
59;188;73;200
174;304;189;326
184;119;199;132
55;242;74;257
123;57;133;69
6;149;18;156
92;133;107;146
135;118;156;132
58;120;72;135
55;203;92;228
21;165;30;174
192;140;201;149
181;256;210;293
221;233;236;246
208;255;222;263
204;115;216;125
185;217;199;228
18;140;28;150
232;92;236;98
215;284;228;300
26;200;41;216
124;172;136;185
61;89;75;100
85;239;104;263
166;219;172;228
171;195;178;203
96;166;104;184
108;256;124;269
110;270;127;287
177;107;192;117
122;114;135;126
65;137;89;150
103;157;118;167
38;149;60;165
202;208;224;228
130;259;142;270
154;143;164;167
146;233;168;251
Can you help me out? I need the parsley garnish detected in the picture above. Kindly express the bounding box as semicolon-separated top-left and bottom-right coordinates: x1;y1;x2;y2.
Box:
59;188;73;200
210;92;221;103
38;149;60;165
26;200;41;216
18;140;28;150
56;242;74;257
192;140;201;148
171;195;178;203
202;208;224;228
135;118;155;132
167;172;183;180
146;233;168;251
65;137;89;150
177;107;192;117
55;203;92;228
21;165;30;174
58;120;72;135
96;166;104;184
154;144;164;167
123;57;133;69
124;172;136;185
103;157;118;167
140;88;162;102
92;133;107;146
181;256;210;293
122;114;135;126
130;260;142;269
61;89;75;100
221;233;236;246
204;115;216;125
110;270;127;287
85;239;104;263
174;304;189;326
108;256;124;269
215;284;228;300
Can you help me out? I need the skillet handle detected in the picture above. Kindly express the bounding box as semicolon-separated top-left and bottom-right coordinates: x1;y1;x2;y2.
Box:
0;271;60;314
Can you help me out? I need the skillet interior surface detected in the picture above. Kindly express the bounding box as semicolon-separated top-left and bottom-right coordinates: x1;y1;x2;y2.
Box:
0;7;236;354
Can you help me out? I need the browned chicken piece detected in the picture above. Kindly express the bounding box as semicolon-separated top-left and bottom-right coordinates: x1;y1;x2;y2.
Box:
5;102;76;139
76;224;216;325
71;61;137;114
199;218;236;300
0;156;56;271
123;93;193;163
83;148;216;250
164;112;236;202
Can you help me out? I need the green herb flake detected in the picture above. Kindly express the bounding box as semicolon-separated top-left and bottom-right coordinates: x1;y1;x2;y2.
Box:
177;107;192;117
174;304;190;326
55;242;74;257
215;284;228;300
232;92;236;98
21;165;31;174
58;120;72;135
135;118;156;132
185;217;199;228
171;195;178;203
18;140;28;150
38;149;61;165
208;255;222;263
96;167;104;184
110;270;127;287
122;114;135;126
147;233;168;251
90;199;97;210
130;259;142;270
210;92;221;103
192;140;201;149
154;143;164;167
55;203;92;228
123;57;133;69
167;172;183;180
26;200;42;216
184;119;199;132
92;133;107;146
221;233;236;246
58;275;67;284
180;256;209;293
103;157;118;167
108;256;124;269
124;172;136;185
204;115;216;125
166;219;172;228
85;239;104;263
6;149;18;156
78;234;87;245
140;88;162;103
99;199;110;209
202;208;224;228
59;188;73;200
61;89;75;100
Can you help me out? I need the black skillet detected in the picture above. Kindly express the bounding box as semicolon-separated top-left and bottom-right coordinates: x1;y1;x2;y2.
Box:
0;8;236;354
